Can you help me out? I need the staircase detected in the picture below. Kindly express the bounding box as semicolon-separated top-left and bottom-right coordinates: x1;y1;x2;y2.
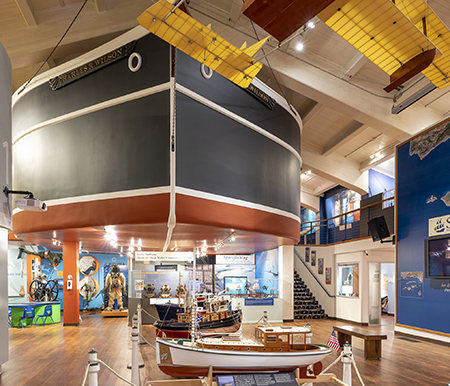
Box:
294;271;328;319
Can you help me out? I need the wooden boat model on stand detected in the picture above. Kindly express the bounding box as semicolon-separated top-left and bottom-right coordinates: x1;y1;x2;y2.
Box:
156;324;332;377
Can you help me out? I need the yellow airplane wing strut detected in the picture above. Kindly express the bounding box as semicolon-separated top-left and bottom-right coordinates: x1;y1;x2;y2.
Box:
137;0;269;88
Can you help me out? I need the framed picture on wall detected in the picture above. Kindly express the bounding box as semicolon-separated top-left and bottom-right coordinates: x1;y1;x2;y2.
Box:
325;267;331;284
311;250;316;266
305;247;310;262
318;258;323;274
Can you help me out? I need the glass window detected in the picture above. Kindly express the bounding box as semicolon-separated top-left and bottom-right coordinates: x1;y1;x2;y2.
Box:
338;264;359;297
326;189;361;227
300;207;316;234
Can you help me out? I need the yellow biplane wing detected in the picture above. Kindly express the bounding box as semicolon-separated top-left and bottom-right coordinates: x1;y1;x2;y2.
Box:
319;0;441;87
137;0;269;88
395;0;450;88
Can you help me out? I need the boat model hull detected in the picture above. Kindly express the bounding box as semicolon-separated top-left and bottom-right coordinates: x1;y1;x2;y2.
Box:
155;303;184;321
156;337;331;377
155;309;242;338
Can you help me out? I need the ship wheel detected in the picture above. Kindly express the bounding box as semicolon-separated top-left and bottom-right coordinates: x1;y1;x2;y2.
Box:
45;280;59;301
29;280;45;301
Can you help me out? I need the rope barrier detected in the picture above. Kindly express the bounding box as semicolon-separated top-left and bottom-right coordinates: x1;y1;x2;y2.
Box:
81;363;90;386
320;351;345;374
351;356;366;386
299;348;365;386
140;307;159;321
138;332;156;350
85;358;139;386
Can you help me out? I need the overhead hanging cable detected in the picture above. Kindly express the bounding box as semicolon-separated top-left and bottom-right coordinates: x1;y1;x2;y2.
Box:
18;0;89;95
246;14;297;116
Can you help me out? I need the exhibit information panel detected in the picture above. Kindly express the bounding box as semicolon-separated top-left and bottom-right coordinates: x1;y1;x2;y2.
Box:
216;373;298;386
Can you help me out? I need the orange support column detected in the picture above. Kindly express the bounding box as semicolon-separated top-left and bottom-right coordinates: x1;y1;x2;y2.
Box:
63;242;79;326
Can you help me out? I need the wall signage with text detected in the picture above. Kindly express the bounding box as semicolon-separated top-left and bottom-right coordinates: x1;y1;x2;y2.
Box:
49;41;136;90
216;254;255;265
429;214;450;237
134;251;193;262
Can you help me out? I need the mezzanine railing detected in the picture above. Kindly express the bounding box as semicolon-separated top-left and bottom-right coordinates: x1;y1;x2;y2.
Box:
299;196;394;245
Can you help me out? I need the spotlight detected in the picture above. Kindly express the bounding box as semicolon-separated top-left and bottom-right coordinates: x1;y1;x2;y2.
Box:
307;21;315;29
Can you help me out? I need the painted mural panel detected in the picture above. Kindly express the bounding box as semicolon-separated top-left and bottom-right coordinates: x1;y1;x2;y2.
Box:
255;249;279;295
397;117;450;334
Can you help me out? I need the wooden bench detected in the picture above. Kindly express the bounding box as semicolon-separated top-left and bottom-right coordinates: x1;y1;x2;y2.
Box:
333;325;387;360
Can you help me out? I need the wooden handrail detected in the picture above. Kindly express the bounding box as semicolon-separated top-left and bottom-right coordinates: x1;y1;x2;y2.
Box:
300;196;394;227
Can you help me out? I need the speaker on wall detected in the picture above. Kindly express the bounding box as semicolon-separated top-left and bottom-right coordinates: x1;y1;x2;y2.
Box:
368;216;391;242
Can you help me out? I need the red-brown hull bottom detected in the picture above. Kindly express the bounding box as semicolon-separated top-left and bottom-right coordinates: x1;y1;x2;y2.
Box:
158;362;322;378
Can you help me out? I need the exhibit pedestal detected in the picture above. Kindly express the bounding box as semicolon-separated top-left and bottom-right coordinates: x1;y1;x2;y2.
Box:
101;309;128;318
231;297;283;323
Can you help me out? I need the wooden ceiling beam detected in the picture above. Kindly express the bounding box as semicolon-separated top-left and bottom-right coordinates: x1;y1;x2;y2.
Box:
322;122;368;157
15;0;37;27
301;101;325;126
359;142;397;172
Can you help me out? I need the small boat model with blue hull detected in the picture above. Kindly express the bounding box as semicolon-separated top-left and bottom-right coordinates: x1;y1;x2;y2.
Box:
155;303;184;321
156;325;332;377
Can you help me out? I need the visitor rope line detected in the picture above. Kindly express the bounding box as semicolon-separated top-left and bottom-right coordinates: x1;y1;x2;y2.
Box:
299;349;365;386
81;358;139;386
138;332;156;350
140;306;159;321
81;363;90;386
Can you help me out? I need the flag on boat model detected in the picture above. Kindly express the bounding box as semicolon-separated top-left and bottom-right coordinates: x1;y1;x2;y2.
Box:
327;329;341;351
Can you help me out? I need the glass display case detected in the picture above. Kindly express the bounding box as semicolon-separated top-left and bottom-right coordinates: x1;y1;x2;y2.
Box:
129;270;191;299
338;263;359;297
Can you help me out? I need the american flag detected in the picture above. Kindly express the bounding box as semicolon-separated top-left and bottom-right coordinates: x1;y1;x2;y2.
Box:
327;329;341;351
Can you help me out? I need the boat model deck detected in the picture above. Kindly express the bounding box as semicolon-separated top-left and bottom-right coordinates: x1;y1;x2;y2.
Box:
195;325;316;352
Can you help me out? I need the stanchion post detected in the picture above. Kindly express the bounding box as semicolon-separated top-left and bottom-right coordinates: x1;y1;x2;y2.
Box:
137;303;145;344
88;348;100;386
131;326;141;386
128;316;145;370
342;343;352;386
305;322;312;344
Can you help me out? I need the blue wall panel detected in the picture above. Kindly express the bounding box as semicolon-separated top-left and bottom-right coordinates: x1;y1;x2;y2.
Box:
396;119;450;334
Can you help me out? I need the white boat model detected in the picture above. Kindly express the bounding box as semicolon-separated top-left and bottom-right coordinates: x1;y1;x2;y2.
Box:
156;325;332;377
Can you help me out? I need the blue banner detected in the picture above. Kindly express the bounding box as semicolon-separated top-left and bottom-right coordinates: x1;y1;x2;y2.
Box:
244;298;274;306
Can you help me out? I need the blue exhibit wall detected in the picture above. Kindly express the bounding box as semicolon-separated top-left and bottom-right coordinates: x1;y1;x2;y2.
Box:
396;116;450;335
78;253;127;310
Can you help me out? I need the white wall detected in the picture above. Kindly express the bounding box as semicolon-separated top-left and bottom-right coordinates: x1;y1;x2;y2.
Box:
279;245;294;321
380;263;395;315
0;42;11;370
295;239;395;324
336;240;394;323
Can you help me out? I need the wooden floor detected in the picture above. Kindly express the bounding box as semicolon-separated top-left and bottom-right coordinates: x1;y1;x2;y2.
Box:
2;312;450;385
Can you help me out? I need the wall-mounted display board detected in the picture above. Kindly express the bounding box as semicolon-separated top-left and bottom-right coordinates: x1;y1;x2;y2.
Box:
397;116;450;334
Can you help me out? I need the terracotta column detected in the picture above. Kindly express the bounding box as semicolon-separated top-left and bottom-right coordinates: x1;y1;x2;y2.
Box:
63;242;79;326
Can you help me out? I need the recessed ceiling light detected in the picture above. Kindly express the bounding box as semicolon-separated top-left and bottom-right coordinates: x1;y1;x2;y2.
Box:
296;42;304;51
